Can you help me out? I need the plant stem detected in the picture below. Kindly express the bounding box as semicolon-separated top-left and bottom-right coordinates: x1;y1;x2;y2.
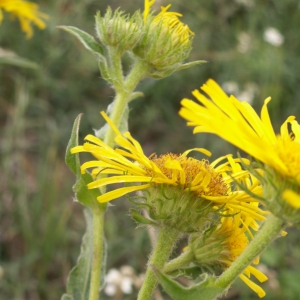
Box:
89;57;148;300
104;58;148;147
137;227;180;300
163;248;194;274
215;214;285;290
89;203;106;300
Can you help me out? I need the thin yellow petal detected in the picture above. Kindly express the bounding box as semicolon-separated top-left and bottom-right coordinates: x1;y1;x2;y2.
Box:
282;189;300;208
239;274;266;298
97;184;151;203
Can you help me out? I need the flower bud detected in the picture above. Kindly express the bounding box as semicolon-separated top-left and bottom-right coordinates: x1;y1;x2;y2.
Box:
133;2;194;73
95;8;143;51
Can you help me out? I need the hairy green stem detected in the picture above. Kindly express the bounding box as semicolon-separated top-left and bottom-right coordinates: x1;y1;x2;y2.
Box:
164;248;194;274
89;56;148;300
137;227;180;300
104;58;148;147
89;204;106;300
215;214;285;291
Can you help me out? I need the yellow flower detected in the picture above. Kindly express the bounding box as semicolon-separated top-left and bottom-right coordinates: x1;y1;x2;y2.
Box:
218;216;268;298
189;213;267;298
133;0;194;72
71;112;266;229
180;79;300;210
143;0;194;44
0;0;48;38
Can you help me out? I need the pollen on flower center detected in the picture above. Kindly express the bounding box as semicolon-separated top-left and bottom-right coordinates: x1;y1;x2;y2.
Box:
147;153;228;197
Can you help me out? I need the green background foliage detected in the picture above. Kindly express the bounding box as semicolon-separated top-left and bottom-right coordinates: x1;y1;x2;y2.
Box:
1;0;300;299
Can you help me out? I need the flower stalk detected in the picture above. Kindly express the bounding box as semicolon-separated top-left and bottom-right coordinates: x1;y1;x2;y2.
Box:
164;248;194;274
103;58;148;147
89;203;107;300
137;227;180;300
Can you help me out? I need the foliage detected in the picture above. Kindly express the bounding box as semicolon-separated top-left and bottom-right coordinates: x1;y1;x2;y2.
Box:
1;0;300;299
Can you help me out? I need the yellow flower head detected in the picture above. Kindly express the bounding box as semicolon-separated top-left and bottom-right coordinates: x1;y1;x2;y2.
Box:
189;213;268;298
143;0;194;44
180;79;300;212
71;111;266;232
0;0;48;38
133;0;194;72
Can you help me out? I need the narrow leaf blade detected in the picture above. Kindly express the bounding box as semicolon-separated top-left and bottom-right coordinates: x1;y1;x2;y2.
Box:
58;26;104;58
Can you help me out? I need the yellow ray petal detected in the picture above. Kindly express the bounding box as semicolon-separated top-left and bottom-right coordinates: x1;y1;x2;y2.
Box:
97;184;151;203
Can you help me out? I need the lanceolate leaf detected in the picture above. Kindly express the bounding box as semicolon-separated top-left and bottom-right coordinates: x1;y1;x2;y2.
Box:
58;26;105;60
61;209;107;300
152;266;224;300
65;114;101;208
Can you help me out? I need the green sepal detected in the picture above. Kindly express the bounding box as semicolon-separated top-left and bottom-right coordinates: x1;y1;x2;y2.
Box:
61;209;107;300
58;26;105;60
130;209;157;225
65;114;101;208
149;60;207;79
152;267;224;300
175;60;207;71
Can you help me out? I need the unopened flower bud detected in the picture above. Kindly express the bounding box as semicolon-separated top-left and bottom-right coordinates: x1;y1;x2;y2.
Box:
133;1;194;72
95;8;143;51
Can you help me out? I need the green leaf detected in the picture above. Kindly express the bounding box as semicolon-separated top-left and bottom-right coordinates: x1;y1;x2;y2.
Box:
167;266;206;280
65;114;82;175
0;56;39;69
58;26;105;60
65;114;101;208
61;209;107;300
153;267;224;300
130;209;157;225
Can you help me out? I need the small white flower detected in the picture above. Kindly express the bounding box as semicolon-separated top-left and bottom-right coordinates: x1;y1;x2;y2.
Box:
222;82;258;105
104;284;117;297
263;27;284;47
120;276;133;294
104;266;137;296
222;81;239;95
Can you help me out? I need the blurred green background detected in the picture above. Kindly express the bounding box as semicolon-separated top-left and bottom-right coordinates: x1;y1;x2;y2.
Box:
1;0;300;299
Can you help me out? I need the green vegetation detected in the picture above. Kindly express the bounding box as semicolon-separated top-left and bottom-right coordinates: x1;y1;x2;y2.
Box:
1;1;300;299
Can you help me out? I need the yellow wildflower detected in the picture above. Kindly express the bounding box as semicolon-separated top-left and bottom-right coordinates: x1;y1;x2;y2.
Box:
143;0;194;44
180;79;300;211
71;112;266;231
189;213;267;298
0;0;48;38
133;0;194;72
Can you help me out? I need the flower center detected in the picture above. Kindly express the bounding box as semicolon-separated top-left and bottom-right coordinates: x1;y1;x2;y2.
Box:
148;153;228;197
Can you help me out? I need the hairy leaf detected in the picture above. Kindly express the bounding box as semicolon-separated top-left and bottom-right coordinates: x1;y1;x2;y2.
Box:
58;26;105;60
153;266;224;300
